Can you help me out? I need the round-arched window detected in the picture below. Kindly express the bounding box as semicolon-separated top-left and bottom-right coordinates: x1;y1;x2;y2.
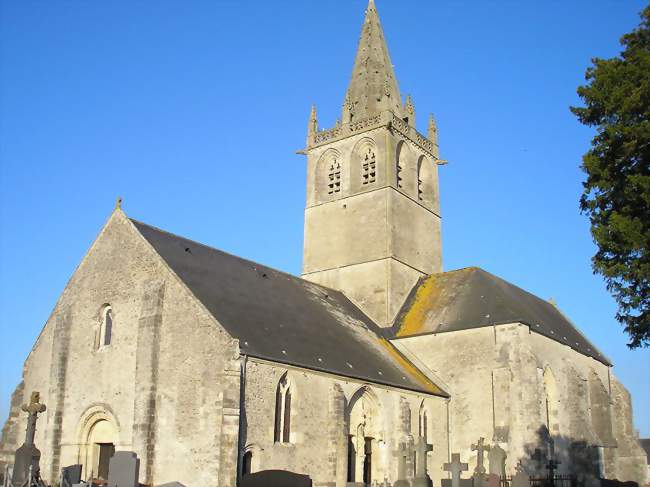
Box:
98;305;113;349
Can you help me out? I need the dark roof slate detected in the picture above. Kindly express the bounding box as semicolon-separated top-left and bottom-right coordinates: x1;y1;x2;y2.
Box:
131;219;445;396
392;267;610;366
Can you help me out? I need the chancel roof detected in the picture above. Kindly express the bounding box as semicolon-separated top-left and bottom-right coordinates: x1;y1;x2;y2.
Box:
392;267;611;366
131;219;446;396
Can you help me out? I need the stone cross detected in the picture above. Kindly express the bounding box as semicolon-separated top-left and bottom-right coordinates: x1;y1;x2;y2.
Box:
22;392;47;446
545;439;561;487
394;442;410;487
471;437;491;476
12;391;47;487
444;453;469;487
413;436;433;478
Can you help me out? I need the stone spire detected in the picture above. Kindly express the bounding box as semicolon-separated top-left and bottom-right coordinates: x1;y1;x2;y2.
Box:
342;0;404;123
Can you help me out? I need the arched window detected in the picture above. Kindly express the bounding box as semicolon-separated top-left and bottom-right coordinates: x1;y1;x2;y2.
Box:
274;374;292;443
97;305;113;349
543;367;560;434
418;401;428;441
242;451;253;476
396;142;405;189
361;147;376;185
328;156;342;195
417;156;436;209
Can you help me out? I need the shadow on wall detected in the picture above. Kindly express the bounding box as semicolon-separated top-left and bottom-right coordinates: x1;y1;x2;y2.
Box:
518;426;639;487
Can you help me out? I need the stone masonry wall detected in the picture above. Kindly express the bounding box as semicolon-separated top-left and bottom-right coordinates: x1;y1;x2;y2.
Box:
396;323;646;484
242;359;449;487
0;210;240;486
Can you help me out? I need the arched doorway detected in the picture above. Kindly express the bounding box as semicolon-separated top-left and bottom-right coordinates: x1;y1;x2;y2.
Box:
77;408;119;481
346;386;381;485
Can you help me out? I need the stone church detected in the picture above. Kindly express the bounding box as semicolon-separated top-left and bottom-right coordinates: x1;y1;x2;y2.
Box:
1;1;646;486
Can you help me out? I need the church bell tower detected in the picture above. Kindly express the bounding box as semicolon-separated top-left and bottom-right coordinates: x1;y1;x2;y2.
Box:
301;0;444;327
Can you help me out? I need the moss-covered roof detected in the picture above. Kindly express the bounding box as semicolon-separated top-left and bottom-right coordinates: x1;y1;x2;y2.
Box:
392;267;610;366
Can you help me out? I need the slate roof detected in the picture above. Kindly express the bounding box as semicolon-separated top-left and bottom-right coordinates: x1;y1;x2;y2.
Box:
131;219;446;396
391;267;611;366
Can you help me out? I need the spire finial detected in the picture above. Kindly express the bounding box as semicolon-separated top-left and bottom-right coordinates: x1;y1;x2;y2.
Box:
428;114;438;139
405;95;416;127
115;196;123;210
307;105;318;147
428;114;440;159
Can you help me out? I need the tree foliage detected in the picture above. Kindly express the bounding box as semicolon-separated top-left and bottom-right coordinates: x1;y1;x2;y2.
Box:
571;7;650;348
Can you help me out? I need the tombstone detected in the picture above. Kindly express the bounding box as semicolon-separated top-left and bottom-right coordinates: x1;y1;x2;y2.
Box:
239;470;312;487
486;473;500;487
393;442;410;487
442;453;471;487
11;391;47;487
511;462;530;487
471;437;490;478
531;448;546;474
412;436;433;487
488;444;507;478
107;451;140;487
61;464;83;487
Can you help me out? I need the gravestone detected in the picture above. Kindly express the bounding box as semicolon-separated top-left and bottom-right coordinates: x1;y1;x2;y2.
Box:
511;463;530;487
61;464;83;486
239;470;311;487
412;436;433;487
11;391;47;487
442;453;471;487
393;442;410;487
107;451;140;487
486;473;500;487
471;437;490;477
488;444;507;478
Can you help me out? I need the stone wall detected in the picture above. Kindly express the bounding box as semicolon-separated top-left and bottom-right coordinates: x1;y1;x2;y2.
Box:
302;124;442;327
241;358;449;487
395;323;647;484
0;210;240;487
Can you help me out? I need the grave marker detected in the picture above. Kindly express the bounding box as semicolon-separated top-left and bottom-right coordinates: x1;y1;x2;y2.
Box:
11;391;46;487
107;451;140;487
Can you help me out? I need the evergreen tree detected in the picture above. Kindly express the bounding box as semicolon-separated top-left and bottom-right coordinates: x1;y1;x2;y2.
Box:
571;7;650;348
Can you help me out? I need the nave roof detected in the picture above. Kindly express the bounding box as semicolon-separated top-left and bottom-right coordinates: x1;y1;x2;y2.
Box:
131;218;447;396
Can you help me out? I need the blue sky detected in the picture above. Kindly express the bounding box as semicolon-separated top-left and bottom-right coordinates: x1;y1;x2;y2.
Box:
1;0;648;438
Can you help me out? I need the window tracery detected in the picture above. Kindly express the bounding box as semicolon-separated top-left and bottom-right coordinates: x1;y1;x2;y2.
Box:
328;157;342;194
361;147;376;185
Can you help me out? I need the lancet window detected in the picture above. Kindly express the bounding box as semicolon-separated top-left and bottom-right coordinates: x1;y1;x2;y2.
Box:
361;147;376;185
274;374;292;443
418;402;428;441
